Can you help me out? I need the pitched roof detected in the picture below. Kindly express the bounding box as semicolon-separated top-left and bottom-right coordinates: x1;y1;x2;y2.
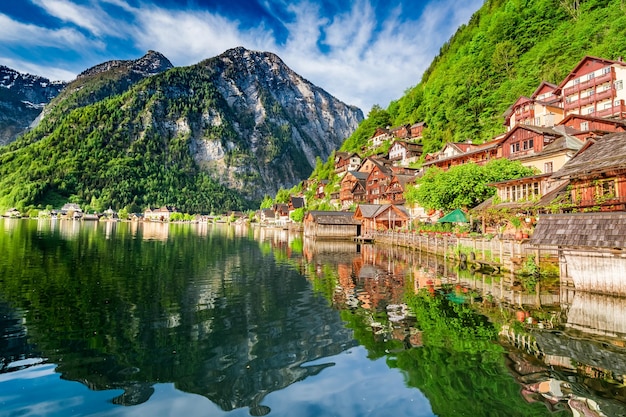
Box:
551;132;626;179
290;196;305;209
306;211;360;225
530;212;626;248
556;56;626;92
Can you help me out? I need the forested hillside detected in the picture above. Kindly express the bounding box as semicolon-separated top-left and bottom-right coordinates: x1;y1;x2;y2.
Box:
342;0;626;155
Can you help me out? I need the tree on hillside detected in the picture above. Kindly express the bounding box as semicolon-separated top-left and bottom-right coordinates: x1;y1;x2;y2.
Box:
406;159;536;211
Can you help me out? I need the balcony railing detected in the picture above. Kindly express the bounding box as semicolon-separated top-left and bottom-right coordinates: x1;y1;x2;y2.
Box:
563;69;614;96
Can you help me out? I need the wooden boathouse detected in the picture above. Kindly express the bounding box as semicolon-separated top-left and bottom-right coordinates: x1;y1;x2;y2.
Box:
530;212;626;295
303;211;362;239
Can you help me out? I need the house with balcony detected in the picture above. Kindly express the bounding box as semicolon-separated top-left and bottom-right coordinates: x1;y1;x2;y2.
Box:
364;162;394;204
500;124;582;174
334;152;362;177
354;204;411;233
383;174;417;204
388;140;423;166
339;171;369;209
503;81;563;131
550;131;626;212
558;114;626;140
368;127;393;149
422;138;503;171
555;56;626;119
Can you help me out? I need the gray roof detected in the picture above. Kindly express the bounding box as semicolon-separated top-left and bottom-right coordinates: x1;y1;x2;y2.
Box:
307;211;360;225
552;132;626;179
530;212;626;248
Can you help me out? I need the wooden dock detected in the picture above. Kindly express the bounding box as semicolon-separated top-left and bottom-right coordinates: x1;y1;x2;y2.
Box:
354;235;374;243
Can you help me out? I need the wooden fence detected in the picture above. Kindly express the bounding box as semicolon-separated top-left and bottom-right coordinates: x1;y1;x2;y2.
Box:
371;231;559;272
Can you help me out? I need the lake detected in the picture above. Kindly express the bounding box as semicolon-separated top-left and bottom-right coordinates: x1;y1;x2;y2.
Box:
1;219;625;416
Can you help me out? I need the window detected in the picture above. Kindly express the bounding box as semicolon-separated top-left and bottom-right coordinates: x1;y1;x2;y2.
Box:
580;121;589;131
534;117;541;125
588;72;595;81
573;78;580;85
528;139;534;148
604;102;613;109
616;100;622;106
602;66;611;75
510;142;520;153
596;179;616;200
615;80;623;90
544;162;553;173
587;107;595;114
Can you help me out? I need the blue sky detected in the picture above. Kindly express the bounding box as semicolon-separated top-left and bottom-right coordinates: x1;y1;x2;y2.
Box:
0;0;483;111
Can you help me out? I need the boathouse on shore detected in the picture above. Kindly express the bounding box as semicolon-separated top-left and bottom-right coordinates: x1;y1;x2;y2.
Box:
530;212;626;295
303;211;361;239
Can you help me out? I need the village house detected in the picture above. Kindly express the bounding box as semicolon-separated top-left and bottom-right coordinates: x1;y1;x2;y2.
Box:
558;114;626;140
368;127;393;149
409;122;426;139
422;138;503;171
388;140;423;166
259;208;275;224
501;124;583;174
334;152;362;177
364;160;394;204
339;171;369;209
289;196;305;211
144;206;176;221
354;204;410;234
554;56;626;119
503;81;563;130
316;180;328;199
549;131;626;212
273;203;290;225
383;174;418;204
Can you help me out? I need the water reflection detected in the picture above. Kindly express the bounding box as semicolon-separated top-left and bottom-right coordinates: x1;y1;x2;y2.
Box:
2;220;626;416
0;220;355;414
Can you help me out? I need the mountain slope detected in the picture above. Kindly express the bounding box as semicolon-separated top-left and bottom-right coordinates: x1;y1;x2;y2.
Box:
0;47;362;213
343;0;626;155
0;66;65;145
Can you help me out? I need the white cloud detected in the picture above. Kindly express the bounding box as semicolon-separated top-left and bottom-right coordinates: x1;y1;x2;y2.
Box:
0;13;94;48
31;0;126;37
1;0;484;112
0;56;76;81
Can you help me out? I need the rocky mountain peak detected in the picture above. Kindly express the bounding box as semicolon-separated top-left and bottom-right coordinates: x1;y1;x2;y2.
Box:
77;50;173;80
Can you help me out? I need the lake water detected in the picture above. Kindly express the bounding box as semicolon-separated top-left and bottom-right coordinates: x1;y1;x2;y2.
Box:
1;219;625;416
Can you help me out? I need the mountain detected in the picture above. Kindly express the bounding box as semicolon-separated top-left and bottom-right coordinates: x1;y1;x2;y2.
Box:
0;47;363;213
0;67;66;145
341;0;626;155
38;50;174;126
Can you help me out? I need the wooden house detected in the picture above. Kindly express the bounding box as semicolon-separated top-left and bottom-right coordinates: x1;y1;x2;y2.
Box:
340;171;368;209
383;174;417;204
558;114;626;140
316;180;328;199
554;56;626;119
550;132;626;212
350;177;367;206
334;152;362;176
289;196;305;211
510;126;583;174
303;211;361;239
422;138;503;171
409;122;426;140
365;162;394;204
388;140;423;166
503;81;563;131
354;204;410;234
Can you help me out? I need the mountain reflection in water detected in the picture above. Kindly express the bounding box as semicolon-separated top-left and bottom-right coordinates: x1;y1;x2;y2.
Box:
0;219;626;416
